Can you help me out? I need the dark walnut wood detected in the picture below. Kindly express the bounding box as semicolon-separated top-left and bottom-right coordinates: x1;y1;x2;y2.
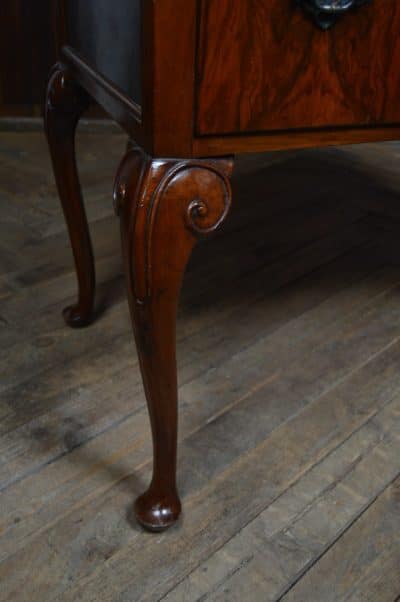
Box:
197;0;400;136
48;0;400;531
45;63;95;328
114;145;233;530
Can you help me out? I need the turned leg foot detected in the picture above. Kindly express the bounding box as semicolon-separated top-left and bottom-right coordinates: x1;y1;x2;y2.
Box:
62;304;93;329
134;487;181;532
115;146;234;531
45;63;96;328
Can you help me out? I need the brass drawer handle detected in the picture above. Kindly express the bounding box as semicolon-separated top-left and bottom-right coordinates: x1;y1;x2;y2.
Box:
297;0;371;29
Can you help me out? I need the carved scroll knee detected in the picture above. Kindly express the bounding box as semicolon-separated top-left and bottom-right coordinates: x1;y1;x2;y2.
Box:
115;145;234;531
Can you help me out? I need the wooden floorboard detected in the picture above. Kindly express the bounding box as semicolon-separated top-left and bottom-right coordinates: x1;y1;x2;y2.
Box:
164;398;400;602
282;474;400;602
0;131;399;601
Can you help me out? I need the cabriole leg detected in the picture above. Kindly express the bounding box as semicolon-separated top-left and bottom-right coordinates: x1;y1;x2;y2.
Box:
115;146;234;530
45;63;95;328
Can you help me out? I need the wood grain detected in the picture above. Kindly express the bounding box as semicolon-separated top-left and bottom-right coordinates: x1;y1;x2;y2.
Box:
52;0;400;158
283;475;400;602
197;0;400;135
1;131;400;599
164;398;400;601
116;146;233;530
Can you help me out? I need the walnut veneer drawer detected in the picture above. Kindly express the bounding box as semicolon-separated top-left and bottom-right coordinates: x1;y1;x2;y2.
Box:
196;0;400;136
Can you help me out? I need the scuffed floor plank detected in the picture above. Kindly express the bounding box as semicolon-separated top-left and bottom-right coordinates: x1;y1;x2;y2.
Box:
1;131;400;601
282;475;400;602
163;398;400;602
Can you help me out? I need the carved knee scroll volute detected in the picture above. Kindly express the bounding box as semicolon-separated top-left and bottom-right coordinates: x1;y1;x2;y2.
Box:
115;146;234;531
114;148;234;305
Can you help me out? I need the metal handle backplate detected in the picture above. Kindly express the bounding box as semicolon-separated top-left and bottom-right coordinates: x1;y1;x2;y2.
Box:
297;0;372;30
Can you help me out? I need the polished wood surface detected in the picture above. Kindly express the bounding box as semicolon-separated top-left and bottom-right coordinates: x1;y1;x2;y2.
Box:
45;63;96;328
116;146;233;529
193;125;400;156
197;0;400;135
1;131;400;598
58;0;400;158
44;0;400;532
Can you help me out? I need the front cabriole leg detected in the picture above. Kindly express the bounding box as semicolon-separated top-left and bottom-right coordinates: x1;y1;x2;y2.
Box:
115;146;234;531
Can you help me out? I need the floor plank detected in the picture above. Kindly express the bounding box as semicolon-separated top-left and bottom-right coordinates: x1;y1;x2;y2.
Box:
1;131;400;601
282;475;400;602
163;397;400;602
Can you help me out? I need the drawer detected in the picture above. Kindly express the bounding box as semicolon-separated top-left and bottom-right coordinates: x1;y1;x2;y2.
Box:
196;1;400;136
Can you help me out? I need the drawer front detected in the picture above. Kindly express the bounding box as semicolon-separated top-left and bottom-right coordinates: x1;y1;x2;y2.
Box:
196;1;400;136
65;0;141;105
